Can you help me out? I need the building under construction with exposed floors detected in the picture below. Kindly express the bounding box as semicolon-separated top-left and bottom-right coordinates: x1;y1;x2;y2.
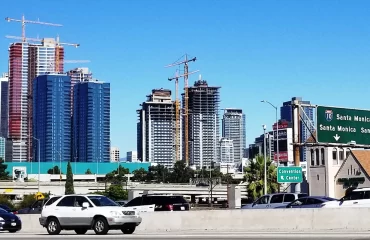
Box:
137;89;177;168
183;80;220;168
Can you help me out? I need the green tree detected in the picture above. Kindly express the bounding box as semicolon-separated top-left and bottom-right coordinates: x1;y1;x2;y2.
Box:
105;184;128;201
169;161;194;183
146;165;170;183
131;168;148;182
0;195;14;209
17;194;36;209
85;168;92;174
0;158;9;180
47;166;61;174
65;161;74;195
245;155;278;200
105;166;129;184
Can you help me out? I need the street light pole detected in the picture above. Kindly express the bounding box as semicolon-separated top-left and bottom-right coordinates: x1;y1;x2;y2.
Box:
261;100;279;166
32;137;40;193
263;125;267;195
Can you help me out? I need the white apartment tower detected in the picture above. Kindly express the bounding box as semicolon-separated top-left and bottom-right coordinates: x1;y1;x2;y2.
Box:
222;108;246;163
110;147;120;162
219;138;234;164
137;89;177;168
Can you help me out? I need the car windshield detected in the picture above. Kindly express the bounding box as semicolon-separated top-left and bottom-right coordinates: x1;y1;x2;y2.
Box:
0;208;8;213
88;196;119;207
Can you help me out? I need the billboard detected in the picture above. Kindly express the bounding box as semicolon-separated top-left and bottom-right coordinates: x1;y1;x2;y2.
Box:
13;166;27;182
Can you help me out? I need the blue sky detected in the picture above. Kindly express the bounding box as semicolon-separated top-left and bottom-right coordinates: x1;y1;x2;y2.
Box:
1;0;370;155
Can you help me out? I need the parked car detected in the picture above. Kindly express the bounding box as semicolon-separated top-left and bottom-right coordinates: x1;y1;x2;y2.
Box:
0;204;17;214
17;198;50;214
39;194;142;235
282;196;338;208
242;193;308;209
322;187;370;208
0;207;21;232
125;194;189;211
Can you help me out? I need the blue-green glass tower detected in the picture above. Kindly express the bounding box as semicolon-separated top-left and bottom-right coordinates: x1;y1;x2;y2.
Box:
73;80;110;163
33;74;71;162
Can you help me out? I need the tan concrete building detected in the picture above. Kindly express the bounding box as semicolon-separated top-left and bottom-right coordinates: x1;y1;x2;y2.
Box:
334;150;370;199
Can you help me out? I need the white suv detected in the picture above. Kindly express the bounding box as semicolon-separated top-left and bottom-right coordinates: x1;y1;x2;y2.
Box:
322;187;370;208
39;194;142;235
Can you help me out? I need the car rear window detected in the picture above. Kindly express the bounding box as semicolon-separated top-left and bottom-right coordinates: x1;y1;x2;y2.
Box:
323;197;337;201
154;196;188;204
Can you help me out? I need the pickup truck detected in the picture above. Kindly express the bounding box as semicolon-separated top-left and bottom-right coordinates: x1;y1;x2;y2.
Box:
17;198;49;214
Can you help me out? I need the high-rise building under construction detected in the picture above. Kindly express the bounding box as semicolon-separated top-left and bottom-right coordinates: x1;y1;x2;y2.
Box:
184;80;220;168
8;39;64;161
137;89;177;168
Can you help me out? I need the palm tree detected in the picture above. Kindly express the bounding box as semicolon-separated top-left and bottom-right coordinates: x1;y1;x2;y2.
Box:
245;155;278;200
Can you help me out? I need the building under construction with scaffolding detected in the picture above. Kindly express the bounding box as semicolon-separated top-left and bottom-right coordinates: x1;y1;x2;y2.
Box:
183;80;220;168
137;89;177;168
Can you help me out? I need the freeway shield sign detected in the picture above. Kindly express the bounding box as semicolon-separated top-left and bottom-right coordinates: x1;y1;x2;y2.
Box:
277;167;303;183
317;106;370;145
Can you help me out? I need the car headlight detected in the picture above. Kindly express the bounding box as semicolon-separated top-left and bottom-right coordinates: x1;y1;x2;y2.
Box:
110;211;122;217
0;217;4;222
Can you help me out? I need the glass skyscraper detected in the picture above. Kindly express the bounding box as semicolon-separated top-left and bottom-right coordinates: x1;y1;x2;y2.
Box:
32;74;71;162
73;80;110;163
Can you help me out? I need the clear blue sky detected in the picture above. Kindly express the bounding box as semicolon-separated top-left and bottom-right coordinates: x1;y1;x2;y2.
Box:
1;0;370;155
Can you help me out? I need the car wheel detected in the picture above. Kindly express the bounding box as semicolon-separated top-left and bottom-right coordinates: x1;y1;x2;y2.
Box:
8;230;18;233
121;226;135;234
74;229;88;234
93;217;109;235
46;217;61;235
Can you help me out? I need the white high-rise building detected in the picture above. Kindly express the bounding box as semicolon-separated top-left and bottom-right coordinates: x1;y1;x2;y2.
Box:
127;151;138;162
219;138;234;164
110;147;120;162
222;108;246;163
137;89;177;168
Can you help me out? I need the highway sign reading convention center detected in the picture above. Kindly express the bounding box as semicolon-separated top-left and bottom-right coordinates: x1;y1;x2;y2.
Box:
317;106;370;145
277;167;303;183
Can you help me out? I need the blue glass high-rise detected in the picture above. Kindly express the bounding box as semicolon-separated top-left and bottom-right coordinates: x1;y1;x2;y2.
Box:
33;74;71;162
73;80;110;163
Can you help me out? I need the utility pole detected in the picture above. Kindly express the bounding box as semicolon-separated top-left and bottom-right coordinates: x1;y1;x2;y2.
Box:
263;125;267;195
292;100;301;193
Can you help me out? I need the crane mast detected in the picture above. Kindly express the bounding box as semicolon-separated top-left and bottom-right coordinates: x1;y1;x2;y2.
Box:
168;70;199;164
166;55;197;166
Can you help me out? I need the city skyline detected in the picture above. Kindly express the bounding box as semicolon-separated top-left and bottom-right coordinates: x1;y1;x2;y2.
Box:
1;1;370;155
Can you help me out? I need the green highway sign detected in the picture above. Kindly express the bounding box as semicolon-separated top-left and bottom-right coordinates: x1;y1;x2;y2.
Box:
317;106;370;145
277;167;303;183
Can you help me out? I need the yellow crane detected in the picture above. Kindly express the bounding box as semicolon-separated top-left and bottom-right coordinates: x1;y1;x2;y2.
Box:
168;69;199;163
165;55;197;166
5;15;62;42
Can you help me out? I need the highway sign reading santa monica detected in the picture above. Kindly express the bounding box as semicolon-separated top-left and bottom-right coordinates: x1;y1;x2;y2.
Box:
317;106;370;145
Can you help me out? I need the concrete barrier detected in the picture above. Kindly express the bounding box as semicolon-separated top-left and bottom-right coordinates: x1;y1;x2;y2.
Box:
17;208;370;233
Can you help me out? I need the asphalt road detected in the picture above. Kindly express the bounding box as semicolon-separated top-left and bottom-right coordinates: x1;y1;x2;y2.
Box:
1;231;370;239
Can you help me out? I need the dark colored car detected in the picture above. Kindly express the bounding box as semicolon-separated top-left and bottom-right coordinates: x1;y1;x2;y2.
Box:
125;195;190;211
0;207;21;232
285;196;338;208
0;204;17;214
17;198;51;214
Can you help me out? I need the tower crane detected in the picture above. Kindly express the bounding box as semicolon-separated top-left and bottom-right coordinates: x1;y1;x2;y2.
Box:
168;69;199;163
5;35;90;72
5;15;62;42
165;55;197;166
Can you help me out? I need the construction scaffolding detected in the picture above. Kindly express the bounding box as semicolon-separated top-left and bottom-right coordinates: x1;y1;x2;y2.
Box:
183;79;221;168
137;89;177;168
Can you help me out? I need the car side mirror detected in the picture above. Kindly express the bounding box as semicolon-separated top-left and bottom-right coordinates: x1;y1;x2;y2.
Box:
82;202;89;208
